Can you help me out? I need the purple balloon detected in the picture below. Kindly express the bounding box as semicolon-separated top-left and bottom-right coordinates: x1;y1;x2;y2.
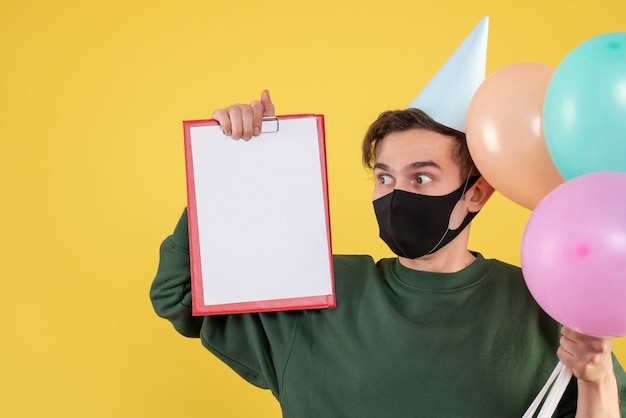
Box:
521;172;626;337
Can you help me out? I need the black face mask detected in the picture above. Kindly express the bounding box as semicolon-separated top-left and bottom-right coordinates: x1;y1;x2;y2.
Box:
373;176;481;259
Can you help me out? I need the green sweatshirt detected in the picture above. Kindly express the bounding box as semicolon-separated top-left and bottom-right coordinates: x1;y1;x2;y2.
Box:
150;210;626;417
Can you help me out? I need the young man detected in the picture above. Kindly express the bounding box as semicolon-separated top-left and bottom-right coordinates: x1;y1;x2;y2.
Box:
151;90;625;417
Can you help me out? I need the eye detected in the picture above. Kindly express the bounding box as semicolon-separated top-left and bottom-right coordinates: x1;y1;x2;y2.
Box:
414;174;433;185
378;174;393;185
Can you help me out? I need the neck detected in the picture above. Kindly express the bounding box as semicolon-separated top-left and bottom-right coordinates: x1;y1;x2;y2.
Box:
397;228;475;273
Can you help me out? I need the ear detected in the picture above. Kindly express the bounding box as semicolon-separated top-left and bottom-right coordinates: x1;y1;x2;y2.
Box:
466;176;495;212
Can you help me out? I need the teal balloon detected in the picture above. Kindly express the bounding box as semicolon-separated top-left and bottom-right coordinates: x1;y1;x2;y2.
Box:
543;32;626;180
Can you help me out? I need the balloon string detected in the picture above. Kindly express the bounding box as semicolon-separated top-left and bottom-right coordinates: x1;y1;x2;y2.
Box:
536;363;573;418
522;361;564;418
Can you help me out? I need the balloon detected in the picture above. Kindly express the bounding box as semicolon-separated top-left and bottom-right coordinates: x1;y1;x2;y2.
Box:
466;63;564;210
543;32;626;180
521;172;626;338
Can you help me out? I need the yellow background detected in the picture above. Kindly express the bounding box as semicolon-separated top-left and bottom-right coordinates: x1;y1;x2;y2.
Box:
1;0;625;416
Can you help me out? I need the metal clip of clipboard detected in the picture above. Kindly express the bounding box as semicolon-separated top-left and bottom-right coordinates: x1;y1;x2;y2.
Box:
221;116;279;136
260;116;279;133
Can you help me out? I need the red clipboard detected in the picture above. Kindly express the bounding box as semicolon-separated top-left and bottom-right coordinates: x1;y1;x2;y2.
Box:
184;114;335;315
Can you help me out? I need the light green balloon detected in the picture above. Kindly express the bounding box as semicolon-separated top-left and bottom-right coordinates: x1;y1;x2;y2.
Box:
543;32;626;180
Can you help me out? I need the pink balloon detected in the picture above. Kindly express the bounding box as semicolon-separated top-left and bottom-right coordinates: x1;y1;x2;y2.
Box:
521;172;626;338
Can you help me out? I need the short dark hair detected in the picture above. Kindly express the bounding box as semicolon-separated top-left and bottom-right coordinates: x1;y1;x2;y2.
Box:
361;108;479;180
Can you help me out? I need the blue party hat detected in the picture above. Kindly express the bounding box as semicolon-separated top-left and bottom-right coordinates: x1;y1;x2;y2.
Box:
408;17;489;132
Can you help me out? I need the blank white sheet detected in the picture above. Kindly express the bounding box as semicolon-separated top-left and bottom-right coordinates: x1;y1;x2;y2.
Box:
185;115;334;314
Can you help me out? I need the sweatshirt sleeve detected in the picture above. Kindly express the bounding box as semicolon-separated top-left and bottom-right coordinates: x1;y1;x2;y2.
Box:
149;209;302;395
150;209;204;337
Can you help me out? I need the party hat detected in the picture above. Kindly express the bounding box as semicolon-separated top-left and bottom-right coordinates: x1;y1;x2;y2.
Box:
408;16;489;132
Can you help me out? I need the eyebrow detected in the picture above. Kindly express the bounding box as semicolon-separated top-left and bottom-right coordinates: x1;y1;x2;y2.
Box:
373;160;442;171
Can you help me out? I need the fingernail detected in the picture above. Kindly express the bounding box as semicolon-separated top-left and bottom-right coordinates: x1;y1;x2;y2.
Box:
254;127;260;136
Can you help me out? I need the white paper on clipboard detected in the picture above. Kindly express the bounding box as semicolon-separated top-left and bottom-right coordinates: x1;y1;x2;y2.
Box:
184;114;335;315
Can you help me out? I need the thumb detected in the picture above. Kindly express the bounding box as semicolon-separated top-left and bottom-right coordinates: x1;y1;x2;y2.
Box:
261;89;275;116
